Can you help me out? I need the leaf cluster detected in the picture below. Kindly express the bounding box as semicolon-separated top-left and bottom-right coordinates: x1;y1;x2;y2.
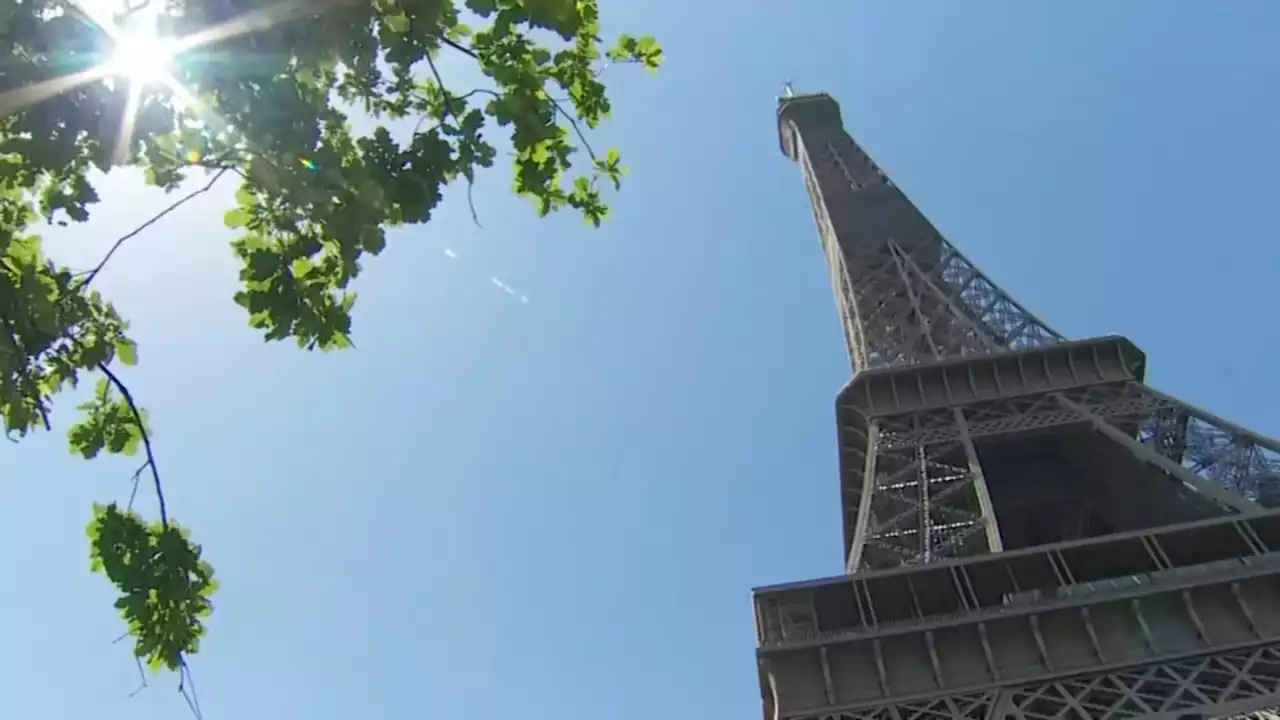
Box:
88;503;217;672
69;376;148;458
0;201;133;437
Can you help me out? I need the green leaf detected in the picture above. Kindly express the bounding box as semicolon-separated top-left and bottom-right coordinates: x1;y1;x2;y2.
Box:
385;12;410;33
113;338;138;367
68;421;103;459
224;209;251;229
637;35;664;71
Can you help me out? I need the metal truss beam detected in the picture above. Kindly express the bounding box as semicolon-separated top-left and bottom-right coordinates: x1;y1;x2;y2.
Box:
755;513;1280;720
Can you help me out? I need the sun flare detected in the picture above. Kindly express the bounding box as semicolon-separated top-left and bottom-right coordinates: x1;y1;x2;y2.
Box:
103;10;175;85
8;0;267;156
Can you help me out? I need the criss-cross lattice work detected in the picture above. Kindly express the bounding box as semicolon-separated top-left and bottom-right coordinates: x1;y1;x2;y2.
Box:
867;382;1280;497
846;380;1280;571
783;646;1280;720
785;103;1061;372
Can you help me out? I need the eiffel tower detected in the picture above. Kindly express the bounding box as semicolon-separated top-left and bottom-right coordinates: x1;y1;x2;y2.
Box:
755;90;1280;720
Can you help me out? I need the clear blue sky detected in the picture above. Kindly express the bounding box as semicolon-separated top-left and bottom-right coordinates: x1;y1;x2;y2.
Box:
3;1;1279;717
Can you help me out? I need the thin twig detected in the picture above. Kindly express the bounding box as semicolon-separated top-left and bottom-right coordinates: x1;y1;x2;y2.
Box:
126;460;149;510
76;167;232;292
452;86;601;165
434;34;602;164
546;98;599;164
423;53;483;229
440;36;478;59
593;59;640;79
128;656;147;698
179;659;204;720
465;182;482;229
97;362;167;528
409;88;488;137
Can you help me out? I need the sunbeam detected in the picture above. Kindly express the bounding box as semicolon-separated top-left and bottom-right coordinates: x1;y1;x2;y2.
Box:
101;5;176;85
88;2;182;162
0;0;295;162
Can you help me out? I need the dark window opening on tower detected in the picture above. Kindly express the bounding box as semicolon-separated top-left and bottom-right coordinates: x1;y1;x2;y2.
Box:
976;430;1118;551
973;426;1222;552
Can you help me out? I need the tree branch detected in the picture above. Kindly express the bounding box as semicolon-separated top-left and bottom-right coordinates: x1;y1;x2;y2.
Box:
454;86;602;166
547;99;599;165
423;53;483;230
96;361;204;719
440;36;478;60
593;58;640;79
97;362;168;528
96;360;199;716
128;656;147;698
433;34;604;165
126;460;149;511
76;167;233;292
179;659;204;720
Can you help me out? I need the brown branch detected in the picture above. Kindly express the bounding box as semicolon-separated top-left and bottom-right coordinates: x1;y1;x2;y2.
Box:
97;362;167;528
76;167;233;292
440;36;478;60
179;659;204;720
423;53;483;229
433;34;603;165
95;361;202;717
128;656;147;698
126;460;149;510
420;35;620;227
410;88;490;138
593;58;640;79
455;87;602;166
546;98;599;165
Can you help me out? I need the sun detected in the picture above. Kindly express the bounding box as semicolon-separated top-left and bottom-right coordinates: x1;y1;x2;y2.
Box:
103;12;176;85
107;36;174;84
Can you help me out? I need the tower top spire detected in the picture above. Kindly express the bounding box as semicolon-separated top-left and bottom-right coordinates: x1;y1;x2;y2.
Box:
775;90;842;160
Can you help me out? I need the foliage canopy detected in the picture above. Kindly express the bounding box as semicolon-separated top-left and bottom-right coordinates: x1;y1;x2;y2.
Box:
0;0;659;689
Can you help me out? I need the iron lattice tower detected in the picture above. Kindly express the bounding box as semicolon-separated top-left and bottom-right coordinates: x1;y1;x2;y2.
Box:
754;91;1280;720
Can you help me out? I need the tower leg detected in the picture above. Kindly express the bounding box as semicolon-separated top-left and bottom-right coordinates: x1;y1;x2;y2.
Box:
848;408;1004;573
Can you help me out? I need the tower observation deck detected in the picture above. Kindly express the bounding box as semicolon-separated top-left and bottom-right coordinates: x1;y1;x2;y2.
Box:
755;91;1280;720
